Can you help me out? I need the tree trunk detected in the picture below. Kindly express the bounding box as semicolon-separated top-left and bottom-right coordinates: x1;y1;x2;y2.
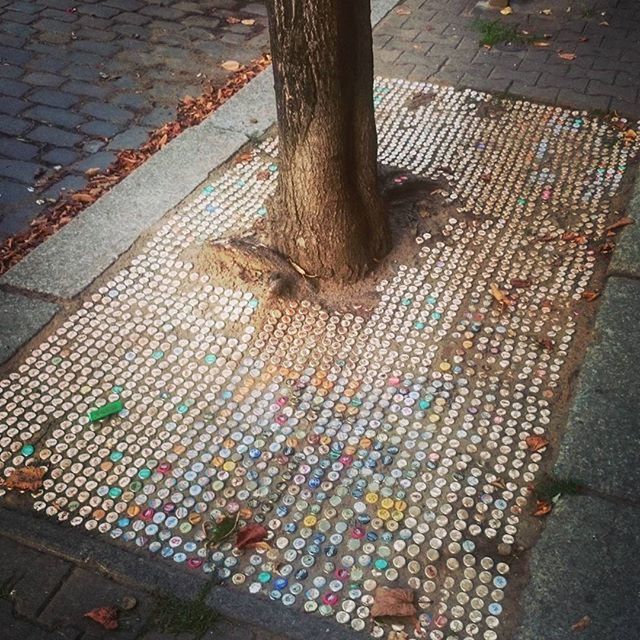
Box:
265;0;391;282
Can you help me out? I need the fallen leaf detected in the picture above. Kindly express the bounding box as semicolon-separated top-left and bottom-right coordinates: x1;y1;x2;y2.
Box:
490;283;514;306
581;291;600;302
571;615;591;632
526;435;550;452
599;20;609;26
510;278;531;288
226;16;241;24
371;587;417;619
579;36;589;42
532;499;552;516
236;523;268;550
235;151;253;164
203;513;239;547
0;466;46;491
537;337;554;350
533;41;551;47
221;60;241;72
120;596;137;611
395;7;411;15
241;18;256;26
84;167;101;177
84;606;118;630
255;170;271;180
623;129;637;143
540;9;552;15
604;217;634;233
558;52;577;61
70;192;95;204
599;241;615;254
500;6;513;15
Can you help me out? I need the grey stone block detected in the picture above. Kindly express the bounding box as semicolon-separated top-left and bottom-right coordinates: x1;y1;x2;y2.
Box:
554;277;640;501
1;125;248;298
0;291;58;364
24;104;85;129
27;125;82;147
0;158;42;183
0;536;71;618
28;88;79;109
0;114;31;136
0;137;38;161
514;495;640;640
609;174;640;278
39;568;151;640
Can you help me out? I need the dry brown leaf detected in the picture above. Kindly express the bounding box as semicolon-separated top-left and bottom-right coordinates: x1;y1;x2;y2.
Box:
532;499;552;516
241;18;256;26
623;129;637;143
571;615;591;632
226;16;241;24
537;337;554;350
533;41;551;47
599;241;615;253
84;606;118;630
0;466;46;491
236;523;268;550
84;167;101;177
255;170;271;180
370;587;417;619
490;283;514;306
70;193;95;204
526;435;549;452
221;60;241;72
579;36;589;42
510;278;532;288
581;291;600;302
395;7;411;15
558;52;577;61
604;217;634;233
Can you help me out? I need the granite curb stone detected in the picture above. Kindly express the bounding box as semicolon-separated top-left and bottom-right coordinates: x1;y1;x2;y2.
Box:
0;290;58;364
608;168;640;277
553;276;640;501
513;494;640;640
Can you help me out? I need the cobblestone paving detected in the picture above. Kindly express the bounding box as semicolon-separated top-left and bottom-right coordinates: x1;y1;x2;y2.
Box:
0;534;284;639
0;0;269;240
0;78;637;639
374;0;640;118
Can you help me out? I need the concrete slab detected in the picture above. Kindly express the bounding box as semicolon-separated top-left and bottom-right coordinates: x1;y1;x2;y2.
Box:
609;171;640;278
0;290;58;364
514;495;640;640
0;127;248;299
553;277;640;501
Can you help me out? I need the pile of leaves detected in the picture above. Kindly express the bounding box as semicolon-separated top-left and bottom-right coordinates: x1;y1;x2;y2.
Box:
0;53;271;277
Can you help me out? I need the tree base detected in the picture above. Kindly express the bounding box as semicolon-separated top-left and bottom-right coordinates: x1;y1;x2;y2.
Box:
183;171;461;319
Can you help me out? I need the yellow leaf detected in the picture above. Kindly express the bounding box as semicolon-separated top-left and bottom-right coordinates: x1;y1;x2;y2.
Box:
624;128;637;142
221;60;241;72
500;6;513;15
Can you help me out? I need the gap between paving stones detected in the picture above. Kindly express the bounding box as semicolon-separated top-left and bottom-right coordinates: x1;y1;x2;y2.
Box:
0;507;360;640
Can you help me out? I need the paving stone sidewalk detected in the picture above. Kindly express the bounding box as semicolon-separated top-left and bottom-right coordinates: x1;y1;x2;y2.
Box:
0;532;286;640
0;0;269;240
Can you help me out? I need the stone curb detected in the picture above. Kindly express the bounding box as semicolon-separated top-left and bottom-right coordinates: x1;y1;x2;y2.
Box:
0;506;361;640
0;0;400;365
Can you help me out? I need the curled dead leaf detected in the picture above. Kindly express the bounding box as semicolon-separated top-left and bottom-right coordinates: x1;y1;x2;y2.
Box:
226;16;241;24
571;615;591;632
532;499;552;516
255;170;271;180
236;523;268;550
490;283;514;306
599;241;615;254
526;435;550;452
84;606;119;630
537;337;554;350
510;278;532;288
371;587;417;619
604;217;634;233
0;466;46;491
558;52;577;61
221;60;242;72
623;129;637;143
581;291;600;302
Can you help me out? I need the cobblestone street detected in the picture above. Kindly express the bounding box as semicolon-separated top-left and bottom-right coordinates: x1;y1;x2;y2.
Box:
0;0;269;240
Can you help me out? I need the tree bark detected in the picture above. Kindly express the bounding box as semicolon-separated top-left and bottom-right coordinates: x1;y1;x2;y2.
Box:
265;0;391;282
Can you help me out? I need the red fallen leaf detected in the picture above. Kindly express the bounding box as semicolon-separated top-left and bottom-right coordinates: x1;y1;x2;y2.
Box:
581;291;600;302
604;216;634;233
236;523;268;550
510;278;531;288
371;587;417;619
532;500;552;516
526;435;550;452
571;615;591;632
84;606;118;630
226;16;241;24
0;466;46;491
